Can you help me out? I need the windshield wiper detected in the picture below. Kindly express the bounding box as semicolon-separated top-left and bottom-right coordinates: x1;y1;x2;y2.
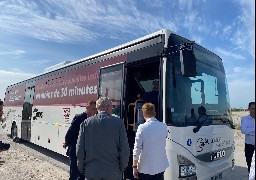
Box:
193;115;211;133
193;115;235;133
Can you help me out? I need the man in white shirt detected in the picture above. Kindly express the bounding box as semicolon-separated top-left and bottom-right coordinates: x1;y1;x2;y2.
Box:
241;102;255;173
133;103;169;180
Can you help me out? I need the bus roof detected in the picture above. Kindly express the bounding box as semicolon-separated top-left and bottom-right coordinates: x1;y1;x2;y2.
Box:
53;29;174;71
6;28;221;88
7;29;174;88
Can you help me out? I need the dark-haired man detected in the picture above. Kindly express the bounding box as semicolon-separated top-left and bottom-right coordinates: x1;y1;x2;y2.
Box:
241;102;255;173
64;100;97;180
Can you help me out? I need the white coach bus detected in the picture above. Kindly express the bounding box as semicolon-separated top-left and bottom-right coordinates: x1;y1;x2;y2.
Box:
3;29;235;179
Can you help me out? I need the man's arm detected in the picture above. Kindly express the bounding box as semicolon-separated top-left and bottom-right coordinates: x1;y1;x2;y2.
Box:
118;120;130;172
133;125;143;162
64;113;87;147
132;125;143;179
76;121;86;174
241;117;255;135
64;115;78;147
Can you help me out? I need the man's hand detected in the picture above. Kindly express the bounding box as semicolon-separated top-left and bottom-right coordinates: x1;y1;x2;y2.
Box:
133;167;139;179
63;142;67;149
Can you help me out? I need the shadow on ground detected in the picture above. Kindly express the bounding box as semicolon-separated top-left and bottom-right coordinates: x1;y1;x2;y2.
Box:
17;140;69;167
225;165;248;179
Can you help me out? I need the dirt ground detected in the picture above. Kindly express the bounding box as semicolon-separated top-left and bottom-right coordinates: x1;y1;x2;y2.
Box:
0;111;251;180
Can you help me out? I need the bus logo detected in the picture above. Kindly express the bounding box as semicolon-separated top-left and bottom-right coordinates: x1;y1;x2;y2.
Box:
63;108;71;123
187;139;192;146
211;149;226;161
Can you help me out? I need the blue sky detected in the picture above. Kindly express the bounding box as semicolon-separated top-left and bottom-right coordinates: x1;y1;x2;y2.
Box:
0;0;255;108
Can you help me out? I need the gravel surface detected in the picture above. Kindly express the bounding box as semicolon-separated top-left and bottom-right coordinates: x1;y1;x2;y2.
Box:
0;135;69;180
0;111;250;180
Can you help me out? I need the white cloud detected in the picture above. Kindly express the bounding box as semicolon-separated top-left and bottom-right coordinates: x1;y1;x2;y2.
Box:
23;60;51;67
213;20;222;35
233;67;241;73
223;25;232;36
0;49;25;56
231;0;255;58
225;63;255;108
0;0;97;43
228;79;255;108
226;64;255;80
0;70;36;100
141;0;165;8
0;0;254;109
178;0;193;11
190;35;203;44
214;48;246;61
0;0;182;43
0;0;253;53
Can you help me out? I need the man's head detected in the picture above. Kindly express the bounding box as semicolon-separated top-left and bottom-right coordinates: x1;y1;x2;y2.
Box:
152;80;159;91
96;97;112;115
142;103;156;119
0;100;3;119
133;69;142;81
86;100;97;117
198;106;206;116
248;102;255;118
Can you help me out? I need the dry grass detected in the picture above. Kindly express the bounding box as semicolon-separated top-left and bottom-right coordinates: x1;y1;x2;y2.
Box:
231;111;248;130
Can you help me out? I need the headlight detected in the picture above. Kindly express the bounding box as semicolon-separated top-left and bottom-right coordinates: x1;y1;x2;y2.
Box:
178;155;196;178
180;164;196;177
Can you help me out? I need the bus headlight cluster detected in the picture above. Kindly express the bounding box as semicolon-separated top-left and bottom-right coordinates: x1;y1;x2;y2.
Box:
179;164;196;177
177;155;196;178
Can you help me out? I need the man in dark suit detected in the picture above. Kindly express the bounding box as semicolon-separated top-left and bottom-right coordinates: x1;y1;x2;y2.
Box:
77;97;130;180
64;101;97;180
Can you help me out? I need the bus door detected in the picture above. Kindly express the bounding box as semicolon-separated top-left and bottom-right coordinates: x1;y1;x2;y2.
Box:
98;62;125;119
21;84;35;141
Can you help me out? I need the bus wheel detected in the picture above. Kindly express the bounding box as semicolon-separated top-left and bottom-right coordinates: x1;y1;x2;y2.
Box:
11;124;18;142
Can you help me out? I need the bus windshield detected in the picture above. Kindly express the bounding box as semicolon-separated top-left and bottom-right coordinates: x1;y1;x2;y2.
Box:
166;39;232;127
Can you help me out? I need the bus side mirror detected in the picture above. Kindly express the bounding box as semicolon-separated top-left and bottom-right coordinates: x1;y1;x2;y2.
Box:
180;49;197;77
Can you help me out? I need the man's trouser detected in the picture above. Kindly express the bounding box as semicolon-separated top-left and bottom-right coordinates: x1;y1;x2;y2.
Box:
245;143;255;172
69;157;85;180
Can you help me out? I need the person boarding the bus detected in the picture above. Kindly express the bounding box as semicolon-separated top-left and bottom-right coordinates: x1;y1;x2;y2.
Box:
64;101;97;180
76;97;130;180
133;103;169;180
140;80;159;117
125;69;146;179
241;102;255;173
126;69;145;105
